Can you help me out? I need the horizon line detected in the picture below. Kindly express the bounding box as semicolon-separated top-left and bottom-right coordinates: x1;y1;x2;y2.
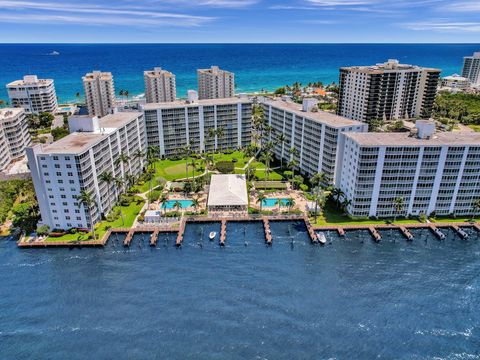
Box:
0;42;479;45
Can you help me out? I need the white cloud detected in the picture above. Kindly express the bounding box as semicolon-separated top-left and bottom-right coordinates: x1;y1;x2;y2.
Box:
0;0;214;27
441;1;480;12
401;21;480;32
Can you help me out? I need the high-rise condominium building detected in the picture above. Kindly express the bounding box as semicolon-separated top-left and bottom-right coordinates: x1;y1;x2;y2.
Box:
260;97;368;184
197;66;235;100
461;52;480;86
339;121;480;218
338;59;441;124
142;93;251;157
82;71;116;118
144;67;176;103
27;112;146;231
6;75;58;114
0;108;31;171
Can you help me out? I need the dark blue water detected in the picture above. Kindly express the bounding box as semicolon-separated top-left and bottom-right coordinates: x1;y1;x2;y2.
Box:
0;44;479;103
1;222;480;359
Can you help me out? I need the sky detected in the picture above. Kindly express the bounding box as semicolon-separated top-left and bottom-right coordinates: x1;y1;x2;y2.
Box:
0;0;479;43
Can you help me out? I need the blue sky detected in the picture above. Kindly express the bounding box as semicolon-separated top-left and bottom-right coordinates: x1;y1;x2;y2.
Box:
1;0;479;43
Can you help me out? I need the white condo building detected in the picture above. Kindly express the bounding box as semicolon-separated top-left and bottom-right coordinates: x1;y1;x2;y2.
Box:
142;93;252;157
260;97;368;184
441;74;470;90
27;112;146;231
82;71;116;118
339;121;480;218
338;59;441;123
0;108;31;171
197;66;235;100
461;52;480;86
6;75;58;114
144;67;176;103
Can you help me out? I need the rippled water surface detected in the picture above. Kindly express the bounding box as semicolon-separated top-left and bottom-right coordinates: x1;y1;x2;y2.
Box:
1;221;480;359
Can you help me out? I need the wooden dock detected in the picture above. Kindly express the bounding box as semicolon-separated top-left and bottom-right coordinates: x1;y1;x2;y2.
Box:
399;226;414;241
263;217;272;245
220;219;226;246
304;217;318;243
176;218;186;247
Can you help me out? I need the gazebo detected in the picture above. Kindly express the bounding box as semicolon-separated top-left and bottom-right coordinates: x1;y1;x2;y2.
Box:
207;174;248;214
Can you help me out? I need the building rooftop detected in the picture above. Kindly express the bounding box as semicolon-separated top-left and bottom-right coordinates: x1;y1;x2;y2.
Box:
345;131;480;147
340;59;441;73
142;96;251;110
261;97;364;128
83;71;113;81
36;112;142;155
0;108;24;121
208;174;248;207
144;67;175;77
7;76;54;87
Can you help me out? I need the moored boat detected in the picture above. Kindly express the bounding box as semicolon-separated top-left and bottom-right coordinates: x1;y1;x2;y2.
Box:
317;233;327;245
209;231;217;240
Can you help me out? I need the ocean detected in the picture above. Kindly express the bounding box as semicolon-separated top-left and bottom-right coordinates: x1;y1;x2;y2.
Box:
1;222;480;359
0;43;479;104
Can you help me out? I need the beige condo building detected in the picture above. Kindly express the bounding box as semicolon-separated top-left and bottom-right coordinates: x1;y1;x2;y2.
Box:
197;66;235;100
144;67;176;103
82;71;116;118
0;108;31;171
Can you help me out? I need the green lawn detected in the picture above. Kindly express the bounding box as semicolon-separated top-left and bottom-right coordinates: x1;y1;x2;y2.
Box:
430;217;475;223
469;125;480;132
46;196;145;243
254;169;284;181
137;159;199;192
311;201;421;226
213;151;251;168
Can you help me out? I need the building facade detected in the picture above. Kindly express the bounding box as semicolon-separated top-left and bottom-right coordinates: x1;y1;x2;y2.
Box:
260;97;368;184
462;52;480;86
82;71;116;118
197;66;235;100
339;121;480;218
338;59;441;124
0;108;31;171
27;112;146;231
6;75;58;114
144;67;176;103
142;96;252;157
441;74;470;90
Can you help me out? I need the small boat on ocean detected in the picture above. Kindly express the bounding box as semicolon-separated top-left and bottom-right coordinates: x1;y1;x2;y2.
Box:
48;51;60;56
209;231;217;240
317;233;327;245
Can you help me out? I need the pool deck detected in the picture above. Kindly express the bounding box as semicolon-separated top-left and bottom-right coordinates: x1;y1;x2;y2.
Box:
17;218;480;248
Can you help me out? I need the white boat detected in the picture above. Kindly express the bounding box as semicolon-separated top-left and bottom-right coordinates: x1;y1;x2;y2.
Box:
209;231;217;240
317;233;327;245
48;51;60;55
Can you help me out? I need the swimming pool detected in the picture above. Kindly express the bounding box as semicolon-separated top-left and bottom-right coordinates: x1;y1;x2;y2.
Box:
262;198;289;207
161;199;193;209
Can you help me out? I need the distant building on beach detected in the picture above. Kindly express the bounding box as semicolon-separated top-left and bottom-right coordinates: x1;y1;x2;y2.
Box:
338;59;441;124
441;74;470;91
141;93;252;157
27;112;146;231
6;75;58;114
82;71;116;118
462;52;480;86
259;97;368;185
197;66;235;100
144;67;176;103
339;120;480;218
0;108;31;171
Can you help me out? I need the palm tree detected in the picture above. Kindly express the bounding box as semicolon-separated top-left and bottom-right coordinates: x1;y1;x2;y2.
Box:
124;90;129;100
286;197;295;211
159;192;169;215
182;144;191;178
207;128;216;151
114;176;124;196
245;165;256;181
98;171;114;214
275;198;283;211
260;151;273;181
119;89;125;98
393;197;405;222
132;148;146;168
311;186;325;223
115;152;130;177
257;191;266;212
173;200;183;214
472;198;480;221
287;159;298;182
125;174;136;190
75;190;97;240
331;188;345;207
191;197;200;212
277;133;287;167
311;172;328;189
146;146;159;171
190;158;196;181
216;127;225;151
341;199;352;215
